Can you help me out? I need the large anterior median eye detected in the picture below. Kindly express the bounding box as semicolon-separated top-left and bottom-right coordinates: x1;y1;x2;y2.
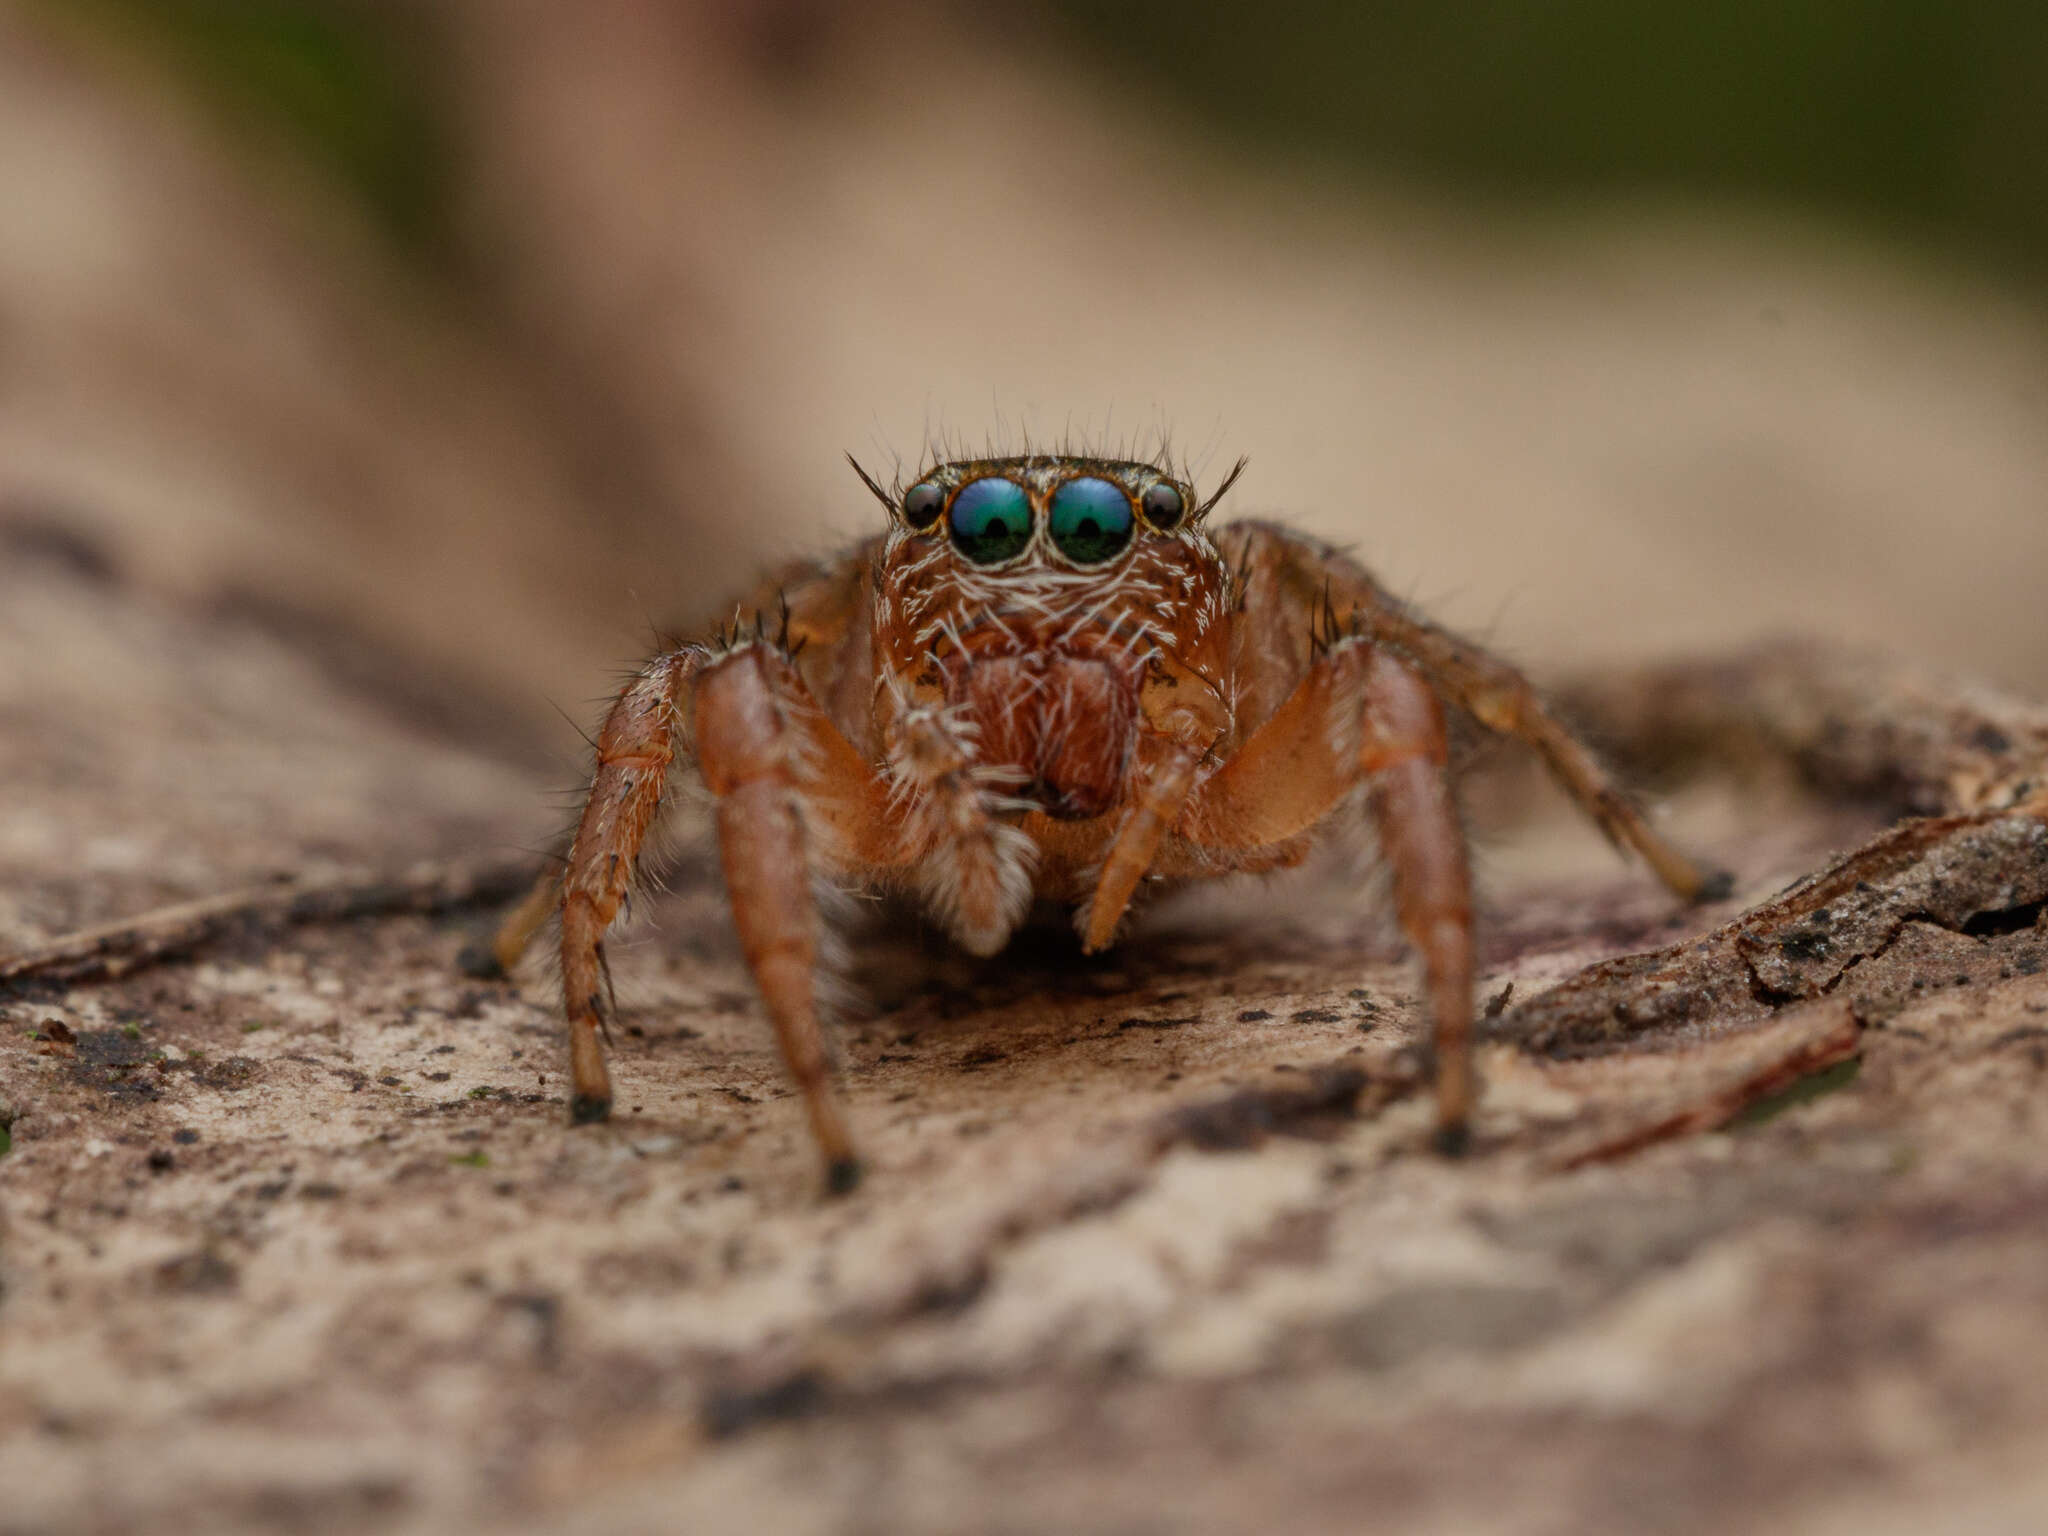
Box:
1047;477;1135;564
947;477;1033;564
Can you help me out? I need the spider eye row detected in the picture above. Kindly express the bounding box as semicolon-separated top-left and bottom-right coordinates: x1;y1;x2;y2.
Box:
901;475;1187;566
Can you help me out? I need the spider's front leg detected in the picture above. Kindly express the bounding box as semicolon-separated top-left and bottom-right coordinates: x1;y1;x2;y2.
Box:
1178;640;1477;1149
559;640;897;1194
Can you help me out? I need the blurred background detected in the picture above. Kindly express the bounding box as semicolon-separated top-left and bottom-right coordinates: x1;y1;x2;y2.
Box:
3;0;2045;763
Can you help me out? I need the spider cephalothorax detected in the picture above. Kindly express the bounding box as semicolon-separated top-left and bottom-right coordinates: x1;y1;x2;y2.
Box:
500;446;1719;1193
871;455;1232;818
847;455;1247;959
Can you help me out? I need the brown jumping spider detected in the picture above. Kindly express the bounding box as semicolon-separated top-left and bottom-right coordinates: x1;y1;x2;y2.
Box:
495;450;1721;1192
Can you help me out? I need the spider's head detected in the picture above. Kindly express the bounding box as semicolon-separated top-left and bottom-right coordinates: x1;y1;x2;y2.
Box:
857;450;1244;817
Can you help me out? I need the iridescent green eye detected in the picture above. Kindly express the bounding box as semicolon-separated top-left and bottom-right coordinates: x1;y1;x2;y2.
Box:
947;477;1032;564
902;480;944;530
1141;481;1185;529
1047;477;1135;564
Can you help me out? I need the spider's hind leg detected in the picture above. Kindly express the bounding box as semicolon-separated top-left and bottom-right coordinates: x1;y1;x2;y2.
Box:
1224;519;1726;903
558;647;705;1128
488;865;561;976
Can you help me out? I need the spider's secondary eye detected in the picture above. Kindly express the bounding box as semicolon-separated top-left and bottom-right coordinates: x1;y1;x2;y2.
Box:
1140;481;1185;529
948;477;1033;564
902;481;944;530
1047;477;1135;564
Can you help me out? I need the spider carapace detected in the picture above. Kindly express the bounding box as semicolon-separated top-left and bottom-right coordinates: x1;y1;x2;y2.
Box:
497;450;1721;1192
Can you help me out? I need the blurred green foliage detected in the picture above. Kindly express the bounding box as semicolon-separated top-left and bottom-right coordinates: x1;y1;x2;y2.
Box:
1056;0;2048;278
34;1;2048;284
35;0;446;255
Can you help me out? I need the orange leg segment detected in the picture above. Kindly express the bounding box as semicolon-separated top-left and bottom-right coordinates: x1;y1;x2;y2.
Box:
693;650;863;1192
1356;651;1475;1151
1220;520;1725;903
1081;739;1204;953
560;649;703;1127
1179;640;1476;1150
558;642;896;1195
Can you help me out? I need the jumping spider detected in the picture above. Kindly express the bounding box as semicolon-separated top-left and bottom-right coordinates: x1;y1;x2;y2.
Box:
496;450;1721;1192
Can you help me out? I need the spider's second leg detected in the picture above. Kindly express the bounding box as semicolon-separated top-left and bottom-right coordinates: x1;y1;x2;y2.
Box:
1179;641;1476;1149
561;641;896;1194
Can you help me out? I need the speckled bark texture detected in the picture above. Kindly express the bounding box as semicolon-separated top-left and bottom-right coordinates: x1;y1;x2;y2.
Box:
7;524;2048;1536
5;5;2048;1532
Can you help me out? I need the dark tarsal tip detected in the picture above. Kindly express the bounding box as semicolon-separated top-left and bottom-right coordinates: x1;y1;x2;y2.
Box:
1692;867;1737;903
454;942;505;981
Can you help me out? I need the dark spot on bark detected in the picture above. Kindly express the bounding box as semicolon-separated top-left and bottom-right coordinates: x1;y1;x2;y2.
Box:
0;509;120;584
200;1057;261;1090
1163;1066;1368;1152
1961;900;2045;938
1236;1010;1273;1022
702;1369;829;1439
1989;1025;2048;1050
1778;927;1832;962
155;1249;238;1295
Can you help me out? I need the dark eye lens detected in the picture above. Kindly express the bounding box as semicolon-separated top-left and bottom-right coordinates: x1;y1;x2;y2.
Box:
1141;482;1185;529
902;481;944;529
1047;477;1136;564
947;477;1032;564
